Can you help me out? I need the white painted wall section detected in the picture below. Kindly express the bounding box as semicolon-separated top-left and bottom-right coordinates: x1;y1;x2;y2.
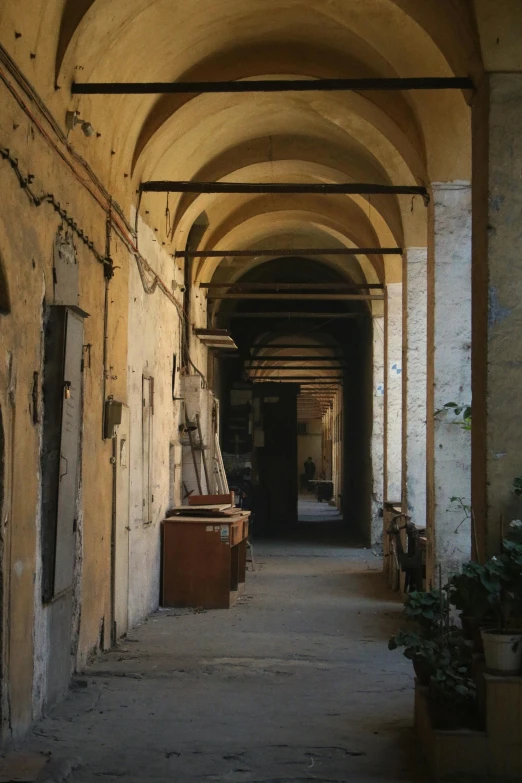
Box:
385;283;403;502
430;183;472;581
371;316;385;543
127;216;184;628
404;248;428;527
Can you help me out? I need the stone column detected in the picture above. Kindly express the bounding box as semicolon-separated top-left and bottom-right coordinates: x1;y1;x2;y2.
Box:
371;316;385;543
427;183;472;585
384;283;403;503
472;73;522;560
402;249;428;527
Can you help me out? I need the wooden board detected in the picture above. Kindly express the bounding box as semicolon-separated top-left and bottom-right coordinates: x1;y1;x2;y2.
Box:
162;513;249;524
188;492;234;506
169;503;232;512
165;504;233;518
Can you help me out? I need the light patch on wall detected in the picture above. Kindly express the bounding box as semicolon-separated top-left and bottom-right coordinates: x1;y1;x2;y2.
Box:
13;559;24;577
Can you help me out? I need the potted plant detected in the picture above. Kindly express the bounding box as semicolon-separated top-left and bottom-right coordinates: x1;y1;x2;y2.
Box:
389;626;470;686
388;630;439;685
389;588;470;684
480;522;522;674
448;562;498;648
403;589;449;629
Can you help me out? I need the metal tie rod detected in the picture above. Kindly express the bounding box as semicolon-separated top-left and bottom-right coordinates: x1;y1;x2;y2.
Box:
245;343;339;358
247;378;344;382
181;248;402;258
247;357;345;361
208;293;383;301
141;181;427;197
72;77;473;94
228;312;362;319
201;282;385;289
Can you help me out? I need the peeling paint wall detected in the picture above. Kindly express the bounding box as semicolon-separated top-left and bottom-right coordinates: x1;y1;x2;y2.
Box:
127;216;185;628
0;83;128;735
403;248;428;527
371;317;385;543
385;283;403;503
427;183;472;584
472;72;522;559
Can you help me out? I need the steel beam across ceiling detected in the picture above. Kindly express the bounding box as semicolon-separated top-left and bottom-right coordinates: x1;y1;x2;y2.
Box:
228;312;362;319
72;77;473;94
209;293;383;301
201;282;385;290
180;249;401;258
141;181;427;197
247;357;345;361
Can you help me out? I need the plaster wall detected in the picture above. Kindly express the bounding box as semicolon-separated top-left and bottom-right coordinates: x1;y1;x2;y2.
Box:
331;390;343;512
385;283;402;502
127;216;185;629
0;77;128;736
472;73;522;558
402;248;428;527
371;317;385;544
427;183;472;584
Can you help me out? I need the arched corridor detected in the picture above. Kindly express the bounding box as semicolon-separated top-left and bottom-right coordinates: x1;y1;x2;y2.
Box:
20;540;422;783
1;1;522;779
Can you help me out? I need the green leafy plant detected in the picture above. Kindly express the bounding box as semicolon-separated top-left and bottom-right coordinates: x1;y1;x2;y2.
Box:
449;496;472;533
434;401;472;430
448;562;500;622
403;589;449;630
513;477;522;497
430;663;476;706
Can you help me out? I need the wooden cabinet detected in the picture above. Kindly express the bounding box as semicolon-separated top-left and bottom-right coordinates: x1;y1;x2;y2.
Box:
161;514;249;609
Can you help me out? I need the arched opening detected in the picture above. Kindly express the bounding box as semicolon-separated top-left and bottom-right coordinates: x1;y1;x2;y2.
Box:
210;255;375;544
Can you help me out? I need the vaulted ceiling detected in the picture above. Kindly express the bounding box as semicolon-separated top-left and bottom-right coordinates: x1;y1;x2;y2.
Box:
0;0;485;292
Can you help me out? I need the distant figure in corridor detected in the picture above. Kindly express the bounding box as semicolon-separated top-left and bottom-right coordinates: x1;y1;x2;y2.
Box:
304;456;316;492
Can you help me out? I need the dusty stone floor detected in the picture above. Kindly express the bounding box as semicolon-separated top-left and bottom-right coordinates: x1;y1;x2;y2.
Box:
20;500;425;782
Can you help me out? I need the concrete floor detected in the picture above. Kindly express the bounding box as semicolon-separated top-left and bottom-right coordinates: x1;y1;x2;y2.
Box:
20;500;425;782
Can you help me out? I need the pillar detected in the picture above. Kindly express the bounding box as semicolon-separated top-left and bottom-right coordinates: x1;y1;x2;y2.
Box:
472;73;522;560
427;183;472;584
384;283;403;503
402;249;428;527
371;316;385;543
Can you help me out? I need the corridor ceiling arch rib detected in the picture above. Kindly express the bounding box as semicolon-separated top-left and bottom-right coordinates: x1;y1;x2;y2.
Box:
52;0;475;193
185;195;392;287
193;220;386;302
